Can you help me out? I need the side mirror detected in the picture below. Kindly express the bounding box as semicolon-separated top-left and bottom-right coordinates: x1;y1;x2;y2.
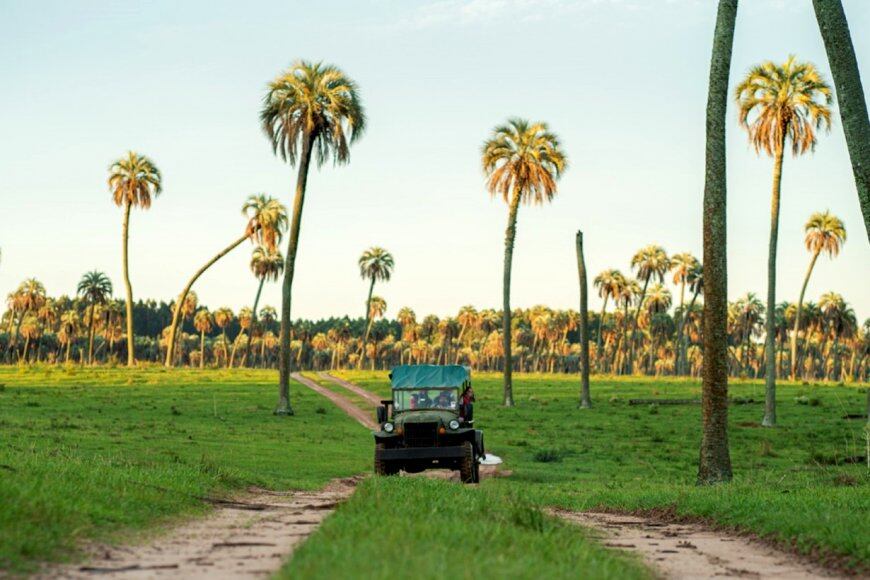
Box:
376;406;387;424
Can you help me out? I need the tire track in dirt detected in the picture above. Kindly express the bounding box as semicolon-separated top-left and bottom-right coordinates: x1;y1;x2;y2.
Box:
44;477;362;579
554;510;844;579
290;372;376;429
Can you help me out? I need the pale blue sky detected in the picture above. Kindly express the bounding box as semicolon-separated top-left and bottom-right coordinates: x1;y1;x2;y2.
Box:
1;0;868;322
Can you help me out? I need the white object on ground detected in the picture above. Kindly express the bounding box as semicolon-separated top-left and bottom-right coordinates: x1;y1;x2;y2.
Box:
480;453;502;465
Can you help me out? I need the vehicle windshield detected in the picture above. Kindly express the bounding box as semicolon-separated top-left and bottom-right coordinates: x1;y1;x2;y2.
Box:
393;388;458;412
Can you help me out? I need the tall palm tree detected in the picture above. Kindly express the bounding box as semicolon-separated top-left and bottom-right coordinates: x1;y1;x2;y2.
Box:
679;261;704;375
108;151;162;367
213;307;234;368
164;194;287;366
365;296;387;370
243;246;284;367
482;118;567;406
643;283;673;371
576;231;591;408
736;56;832;426
593;269;624;370
262;60;366;415
812;0;870;243
9;279;47;361
670;252;699;374
790;211;846;380
629;245;670;373
58;309;79;364
699;0;736;485
357;247;394;367
193;308;212;369
76;271;113;365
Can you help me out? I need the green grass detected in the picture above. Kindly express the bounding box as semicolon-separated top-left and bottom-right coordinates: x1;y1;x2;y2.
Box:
338;371;870;571
1;366;867;576
280;476;651;580
0;365;370;575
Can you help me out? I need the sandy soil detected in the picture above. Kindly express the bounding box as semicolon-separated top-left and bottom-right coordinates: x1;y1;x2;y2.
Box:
554;510;843;579
44;477;361;580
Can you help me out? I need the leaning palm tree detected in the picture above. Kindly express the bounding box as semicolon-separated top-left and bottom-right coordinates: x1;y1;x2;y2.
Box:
164;194;287;366
193;309;213;369
482;118;567;406
244;246;284;367
812;0;870;243
357;247;394;368
698;0;736;486
261;60;366;415
108;151;162;366
76;271;113;365
735;56;832;426
790;211;846;380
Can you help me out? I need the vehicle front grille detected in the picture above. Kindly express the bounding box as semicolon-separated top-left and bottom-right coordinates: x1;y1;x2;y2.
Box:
403;422;438;447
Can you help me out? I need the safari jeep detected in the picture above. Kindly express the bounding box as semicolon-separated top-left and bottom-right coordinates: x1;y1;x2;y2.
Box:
373;364;484;483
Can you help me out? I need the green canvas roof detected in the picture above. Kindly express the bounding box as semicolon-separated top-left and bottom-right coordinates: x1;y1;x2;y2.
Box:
389;365;470;389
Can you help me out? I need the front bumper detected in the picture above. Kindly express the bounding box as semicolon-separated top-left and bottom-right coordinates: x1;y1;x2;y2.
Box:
379;445;467;461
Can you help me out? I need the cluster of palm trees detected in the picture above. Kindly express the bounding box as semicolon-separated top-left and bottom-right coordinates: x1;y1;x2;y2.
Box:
4;215;866;381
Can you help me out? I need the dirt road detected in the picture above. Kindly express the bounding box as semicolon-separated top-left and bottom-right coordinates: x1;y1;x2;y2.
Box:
555;510;843;579
290;372;376;429
45;477;361;579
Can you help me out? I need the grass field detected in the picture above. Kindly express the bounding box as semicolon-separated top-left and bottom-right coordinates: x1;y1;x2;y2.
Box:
0;366;867;576
0;366;370;574
335;371;870;571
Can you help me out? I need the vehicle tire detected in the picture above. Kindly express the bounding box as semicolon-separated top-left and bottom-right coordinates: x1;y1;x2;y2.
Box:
459;441;476;484
374;443;398;476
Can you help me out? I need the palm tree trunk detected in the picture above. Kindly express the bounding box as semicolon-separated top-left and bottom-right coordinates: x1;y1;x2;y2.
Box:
358;277;377;369
22;336;31;362
501;190;522;407
277;131;316;416
87;303;96;365
65;339;72;364
260;339;267;368
628;278;650;374
200;328;206;369
790;250;820;381
244;277;266;368
679;289;700;376
762;141;785;427
675;280;687;374
596;296;608;372
698;0;736;486
121;201;136;367
10;308;28;362
164;233;249;367
576;231;592;408
813;0;870;243
229;333;240;368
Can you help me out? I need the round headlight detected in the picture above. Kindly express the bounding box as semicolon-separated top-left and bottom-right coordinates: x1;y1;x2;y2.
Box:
383;422;394;433
448;420;460;430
